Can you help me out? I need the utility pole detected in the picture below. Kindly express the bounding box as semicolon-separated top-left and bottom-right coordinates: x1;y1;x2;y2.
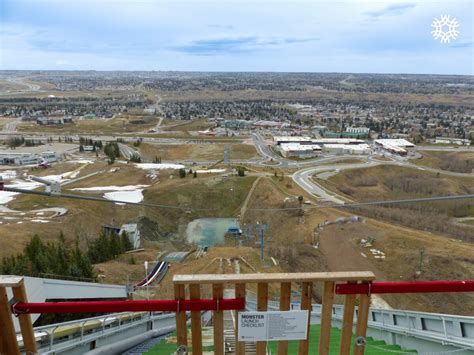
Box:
256;222;268;261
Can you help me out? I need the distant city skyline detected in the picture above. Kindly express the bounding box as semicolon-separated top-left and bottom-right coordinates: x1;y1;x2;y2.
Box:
0;0;472;75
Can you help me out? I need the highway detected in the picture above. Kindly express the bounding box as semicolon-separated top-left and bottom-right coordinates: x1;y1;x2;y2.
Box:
292;160;379;204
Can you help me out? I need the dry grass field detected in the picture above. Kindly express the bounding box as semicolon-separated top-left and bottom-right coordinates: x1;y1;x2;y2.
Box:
137;142;257;161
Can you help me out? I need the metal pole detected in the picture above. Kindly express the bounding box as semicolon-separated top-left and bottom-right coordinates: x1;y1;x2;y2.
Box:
144;261;149;301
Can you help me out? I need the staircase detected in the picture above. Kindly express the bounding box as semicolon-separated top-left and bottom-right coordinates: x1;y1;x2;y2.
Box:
223;289;257;354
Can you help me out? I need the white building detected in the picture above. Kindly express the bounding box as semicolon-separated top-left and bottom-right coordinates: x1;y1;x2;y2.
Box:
434;137;471;146
346;127;370;134
0;152;39;165
41;151;59;163
279;143;322;158
374;139;415;156
323;144;371;155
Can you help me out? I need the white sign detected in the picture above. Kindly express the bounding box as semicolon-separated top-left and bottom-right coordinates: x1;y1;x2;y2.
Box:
238;310;308;341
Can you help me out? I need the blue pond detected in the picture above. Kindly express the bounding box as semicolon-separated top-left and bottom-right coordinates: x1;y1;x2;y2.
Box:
186;218;240;246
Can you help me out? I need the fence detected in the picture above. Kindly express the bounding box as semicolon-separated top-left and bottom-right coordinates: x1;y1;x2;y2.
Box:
3;273;473;355
172;271;376;355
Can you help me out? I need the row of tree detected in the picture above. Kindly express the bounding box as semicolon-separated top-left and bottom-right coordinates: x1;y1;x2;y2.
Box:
87;232;132;264
0;231;133;280
0;233;94;280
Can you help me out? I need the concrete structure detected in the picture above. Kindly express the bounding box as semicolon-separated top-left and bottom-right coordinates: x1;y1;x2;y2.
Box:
279;143;321;158
434;137;471;146
120;223;141;249
6;276;127;332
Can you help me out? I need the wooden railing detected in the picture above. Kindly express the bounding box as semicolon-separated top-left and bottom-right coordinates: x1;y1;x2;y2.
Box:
173;271;376;355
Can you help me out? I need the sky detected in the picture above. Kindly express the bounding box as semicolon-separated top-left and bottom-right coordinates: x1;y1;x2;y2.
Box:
0;0;473;74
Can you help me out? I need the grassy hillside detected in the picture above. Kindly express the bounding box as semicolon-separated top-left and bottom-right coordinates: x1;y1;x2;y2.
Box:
411;150;474;173
318;165;474;241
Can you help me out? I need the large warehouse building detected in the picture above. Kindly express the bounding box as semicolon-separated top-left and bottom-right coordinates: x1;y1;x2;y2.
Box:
374;139;415;156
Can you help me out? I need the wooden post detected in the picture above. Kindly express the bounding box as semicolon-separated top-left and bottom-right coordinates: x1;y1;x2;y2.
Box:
12;281;37;355
339;283;357;355
354;292;371;355
318;281;335;355
256;282;268;355
0;286;20;354
174;284;187;348
235;283;246;355
298;282;312;355
189;284;202;355
278;282;291;355
212;283;224;355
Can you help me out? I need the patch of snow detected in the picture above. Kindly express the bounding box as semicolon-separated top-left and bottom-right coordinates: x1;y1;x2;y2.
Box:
134;163;185;170
67;160;94;164
71;185;149;192
31;219;50;223
0;170;17;180
196;169;226;174
0;180;42;204
104;189;144;204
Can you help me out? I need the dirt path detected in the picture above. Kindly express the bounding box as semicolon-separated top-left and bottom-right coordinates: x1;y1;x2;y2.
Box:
240;176;262;219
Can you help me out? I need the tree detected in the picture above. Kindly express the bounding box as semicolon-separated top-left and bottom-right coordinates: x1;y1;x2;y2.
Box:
179;168;186;178
193;171;197;178
237;167;245;177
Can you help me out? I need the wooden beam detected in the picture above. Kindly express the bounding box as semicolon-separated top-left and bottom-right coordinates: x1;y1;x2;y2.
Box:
318;281;335;355
0;276;23;287
0;286;20;355
340;283;357;355
212;284;224;355
174;284;187;348
173;272;375;284
189;284;202;355
354;292;371;355
12;282;37;354
235;283;246;355
278;282;291;355
256;282;268;355
298;282;312;355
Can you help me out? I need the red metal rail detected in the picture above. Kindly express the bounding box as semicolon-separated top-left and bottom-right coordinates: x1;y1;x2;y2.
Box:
12;298;245;315
336;280;474;295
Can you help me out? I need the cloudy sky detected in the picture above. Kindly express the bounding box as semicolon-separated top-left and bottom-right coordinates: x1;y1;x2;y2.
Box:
0;0;472;74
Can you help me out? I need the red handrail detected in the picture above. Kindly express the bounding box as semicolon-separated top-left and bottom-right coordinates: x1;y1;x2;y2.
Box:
12;298;245;315
336;280;474;295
